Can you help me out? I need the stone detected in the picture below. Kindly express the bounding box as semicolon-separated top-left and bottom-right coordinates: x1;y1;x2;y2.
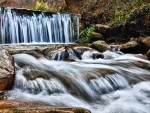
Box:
142;36;150;47
95;24;111;41
109;45;120;52
89;32;104;43
90;40;108;52
120;41;138;53
120;40;149;53
146;49;150;60
0;91;4;100
95;24;110;33
92;53;104;59
1;45;43;58
0;49;15;90
106;37;116;43
95;24;111;36
0;100;91;113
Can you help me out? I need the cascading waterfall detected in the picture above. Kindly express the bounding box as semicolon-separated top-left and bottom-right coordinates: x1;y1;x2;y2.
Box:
6;48;150;113
0;7;79;44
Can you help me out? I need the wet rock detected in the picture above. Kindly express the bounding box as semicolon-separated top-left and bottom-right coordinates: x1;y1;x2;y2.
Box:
142;36;150;47
0;100;91;113
120;41;138;53
0;91;4;100
120;40;148;53
109;45;120;52
0;49;15;90
92;53;104;59
2;45;43;58
146;49;150;60
89;32;103;43
90;40;109;52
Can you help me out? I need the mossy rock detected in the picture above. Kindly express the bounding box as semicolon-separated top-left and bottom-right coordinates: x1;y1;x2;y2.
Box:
90;40;108;52
89;32;103;43
121;41;138;49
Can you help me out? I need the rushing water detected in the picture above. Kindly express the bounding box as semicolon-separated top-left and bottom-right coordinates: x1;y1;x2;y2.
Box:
0;7;79;44
6;49;150;113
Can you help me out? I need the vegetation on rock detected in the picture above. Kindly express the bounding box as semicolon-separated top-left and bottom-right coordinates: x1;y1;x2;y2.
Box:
90;40;108;52
79;24;95;44
89;31;103;43
32;1;57;12
74;108;89;113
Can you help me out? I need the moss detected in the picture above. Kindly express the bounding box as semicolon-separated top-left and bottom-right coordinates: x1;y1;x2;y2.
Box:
74;108;89;113
89;32;103;42
91;40;108;52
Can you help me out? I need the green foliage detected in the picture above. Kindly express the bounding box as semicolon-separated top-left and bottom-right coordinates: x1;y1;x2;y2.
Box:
79;24;95;44
32;1;57;12
109;0;150;27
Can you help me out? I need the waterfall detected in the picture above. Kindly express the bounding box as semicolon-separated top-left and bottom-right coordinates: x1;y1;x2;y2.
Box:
0;7;79;44
6;49;150;113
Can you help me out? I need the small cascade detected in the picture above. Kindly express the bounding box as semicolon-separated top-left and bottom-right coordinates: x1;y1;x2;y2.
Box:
0;7;79;44
5;48;150;113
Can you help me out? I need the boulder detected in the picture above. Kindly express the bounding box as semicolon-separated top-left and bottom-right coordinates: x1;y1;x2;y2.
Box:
90;40;108;52
95;24;110;33
0;49;15;90
146;49;150;60
2;45;43;58
120;40;149;53
142;36;150;47
120;41;138;53
89;32;104;43
109;45;120;52
92;53;104;59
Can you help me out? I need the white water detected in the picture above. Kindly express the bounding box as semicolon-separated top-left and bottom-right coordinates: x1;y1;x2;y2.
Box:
6;50;150;113
0;7;79;44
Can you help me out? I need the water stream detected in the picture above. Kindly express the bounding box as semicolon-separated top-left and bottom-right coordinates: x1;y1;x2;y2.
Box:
6;49;150;113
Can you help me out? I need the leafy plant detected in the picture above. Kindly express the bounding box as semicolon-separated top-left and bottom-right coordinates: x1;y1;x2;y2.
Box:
79;24;95;44
32;1;57;12
108;0;150;27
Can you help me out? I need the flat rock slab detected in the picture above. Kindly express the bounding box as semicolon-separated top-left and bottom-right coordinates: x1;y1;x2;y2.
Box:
0;100;90;113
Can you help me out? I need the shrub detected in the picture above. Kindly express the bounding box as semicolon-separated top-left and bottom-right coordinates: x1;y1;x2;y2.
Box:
32;1;57;12
33;1;50;11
